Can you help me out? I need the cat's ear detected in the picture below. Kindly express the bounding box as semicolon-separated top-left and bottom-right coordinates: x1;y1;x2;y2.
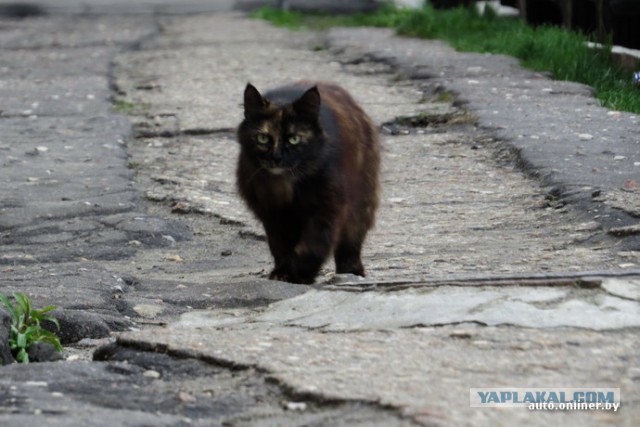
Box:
292;86;321;120
244;83;268;119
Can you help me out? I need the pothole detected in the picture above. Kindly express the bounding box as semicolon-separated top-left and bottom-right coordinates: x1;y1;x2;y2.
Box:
382;108;476;135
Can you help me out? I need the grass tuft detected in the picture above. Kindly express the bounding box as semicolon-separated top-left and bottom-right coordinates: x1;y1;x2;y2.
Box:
0;292;63;364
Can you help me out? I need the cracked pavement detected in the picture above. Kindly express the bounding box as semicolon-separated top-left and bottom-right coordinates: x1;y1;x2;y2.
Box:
0;2;639;426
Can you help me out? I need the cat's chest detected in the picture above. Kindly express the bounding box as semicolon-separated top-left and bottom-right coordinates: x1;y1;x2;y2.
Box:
254;175;295;207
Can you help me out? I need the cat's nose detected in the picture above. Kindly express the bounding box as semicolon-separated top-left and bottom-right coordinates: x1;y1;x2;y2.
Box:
272;151;283;164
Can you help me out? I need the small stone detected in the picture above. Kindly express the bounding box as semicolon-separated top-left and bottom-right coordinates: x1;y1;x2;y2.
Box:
24;381;48;387
166;254;183;262
627;367;640;379
76;337;115;348
143;370;161;379
622;179;639;192
171;201;191;214
283;401;307;411
27;342;63;363
220;250;232;257
471;340;492;349
449;330;472;339
614;155;626;161
577;133;593;140
133;304;164;319
575;221;600;232
179;391;196;402
162;235;177;244
618;263;636;269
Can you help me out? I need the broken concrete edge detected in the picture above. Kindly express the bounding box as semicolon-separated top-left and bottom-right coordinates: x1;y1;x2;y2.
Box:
322;269;640;293
493;141;640;248
2;267;634;360
109;335;416;421
44;309;132;344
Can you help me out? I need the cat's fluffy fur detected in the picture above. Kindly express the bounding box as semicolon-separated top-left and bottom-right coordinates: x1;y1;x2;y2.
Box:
236;81;380;284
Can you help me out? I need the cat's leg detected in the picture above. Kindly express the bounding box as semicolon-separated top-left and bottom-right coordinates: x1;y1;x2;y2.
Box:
266;201;341;284
262;215;299;282
334;198;376;277
264;218;331;284
334;233;365;277
285;214;338;284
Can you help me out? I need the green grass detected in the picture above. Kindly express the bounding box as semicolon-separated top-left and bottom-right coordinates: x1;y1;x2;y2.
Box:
0;292;63;364
252;4;640;114
114;99;149;114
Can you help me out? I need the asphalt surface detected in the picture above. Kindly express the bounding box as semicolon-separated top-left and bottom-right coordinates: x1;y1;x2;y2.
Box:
0;1;639;426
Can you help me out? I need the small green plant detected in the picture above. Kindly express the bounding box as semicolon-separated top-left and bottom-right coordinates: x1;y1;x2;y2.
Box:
0;292;63;364
113;99;150;115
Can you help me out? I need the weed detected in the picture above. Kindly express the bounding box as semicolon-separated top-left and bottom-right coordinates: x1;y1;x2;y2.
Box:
0;292;63;364
434;90;455;103
114;99;144;114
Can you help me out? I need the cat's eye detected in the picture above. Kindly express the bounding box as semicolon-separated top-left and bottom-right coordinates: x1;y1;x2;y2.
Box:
256;134;270;144
288;135;301;145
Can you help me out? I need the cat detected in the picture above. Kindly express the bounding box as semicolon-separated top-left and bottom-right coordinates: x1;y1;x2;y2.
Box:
236;81;380;284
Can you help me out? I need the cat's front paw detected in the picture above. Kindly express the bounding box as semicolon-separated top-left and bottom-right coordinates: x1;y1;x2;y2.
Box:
269;268;315;285
269;269;291;283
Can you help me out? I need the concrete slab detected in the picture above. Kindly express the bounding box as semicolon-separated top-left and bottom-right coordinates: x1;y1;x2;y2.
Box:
120;318;639;426
251;285;640;331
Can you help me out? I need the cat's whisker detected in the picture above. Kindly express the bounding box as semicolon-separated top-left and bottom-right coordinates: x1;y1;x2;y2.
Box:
287;166;298;180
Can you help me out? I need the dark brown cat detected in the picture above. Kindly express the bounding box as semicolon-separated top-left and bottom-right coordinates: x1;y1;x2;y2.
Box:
236;81;380;284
